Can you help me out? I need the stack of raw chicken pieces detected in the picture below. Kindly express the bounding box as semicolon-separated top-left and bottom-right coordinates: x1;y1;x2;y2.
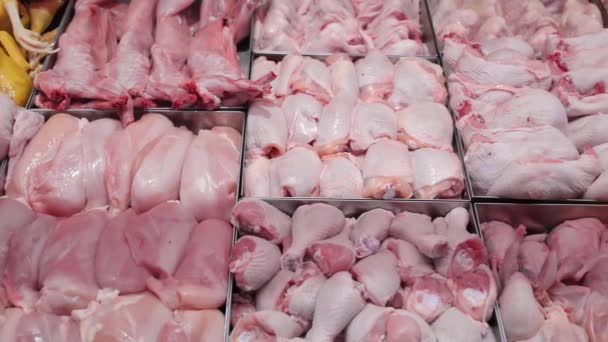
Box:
254;0;428;56
34;0;266;124
229;199;498;341
245;52;465;199
483;217;608;341
432;0;608;200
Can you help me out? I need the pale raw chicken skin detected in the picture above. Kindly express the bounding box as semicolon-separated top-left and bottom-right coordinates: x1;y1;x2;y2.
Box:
307;218;357;276
104;113;174;212
282;94;322;149
345;304;392;342
291;58;333;103
355;50;394;102
180;127;241;221
230;236;281;292
0;94;17;159
390;211;448;259
388;58;447;109
256;270;295;311
246;99;287;158
411;148;464;199
350;208;394;258
282;203;345;271
280;262;327;321
37;209;107;314
362;139;413;199
396;102;453;151
401;275;453;323
131;127;193;213
319;154;364;198
231;199;292;244
274;55;304;97
382;238;434;284
328;54;359;99
314;94;356;156
3;215;55;311
350;102;397;153
14;311;80;341
306;272;366;342
431;307;488;342
159;309;225;342
449;265;497;322
95;209;152;294
386;309;437;342
352;249;400;306
81;118;121;209
567;114;608;152
147;219;232;310
585;143;608;200
244;156;272;197
500;273;544;341
230;310;308;341
270;147;322;197
6;114;81;203
77;293;173;342
481;221;517;272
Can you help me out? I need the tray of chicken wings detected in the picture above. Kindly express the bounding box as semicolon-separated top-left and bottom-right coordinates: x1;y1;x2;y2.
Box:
241;52;470;201
227;198;504;341
0;100;245;340
29;0;264;126
476;202;608;342
427;0;608;201
252;0;438;58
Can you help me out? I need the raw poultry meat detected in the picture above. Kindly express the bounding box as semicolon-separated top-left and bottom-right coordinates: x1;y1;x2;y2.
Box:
355;50;394;102
411;148;465;199
314;94;356;156
350;102;397;152
362;139;414;199
500;273;545;341
269;147;323;197
396;102;454;151
246;99;288;159
431;307;491;342
230;235;281;291
159;309;225;341
230;203;497;340
584;143;608;200
282;94;322;149
231;198;292;244
567;114;608;152
388;58;448;109
390;211;448;259
319;154;364;198
254;0;427;55
289;58;333;104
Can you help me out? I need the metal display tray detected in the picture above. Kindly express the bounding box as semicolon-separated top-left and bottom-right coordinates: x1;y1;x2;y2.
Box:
226;198;507;342
240;53;471;202
251;0;440;60
27;1;253;112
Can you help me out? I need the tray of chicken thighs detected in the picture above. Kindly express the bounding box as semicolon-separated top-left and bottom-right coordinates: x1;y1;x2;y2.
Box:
476;202;608;342
30;0;260;126
0;105;245;341
228;199;504;341
242;51;470;201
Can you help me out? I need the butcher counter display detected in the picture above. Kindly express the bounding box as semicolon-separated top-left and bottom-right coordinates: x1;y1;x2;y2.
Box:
0;0;608;341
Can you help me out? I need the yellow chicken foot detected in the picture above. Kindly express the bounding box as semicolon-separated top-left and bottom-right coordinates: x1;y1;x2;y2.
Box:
4;0;57;54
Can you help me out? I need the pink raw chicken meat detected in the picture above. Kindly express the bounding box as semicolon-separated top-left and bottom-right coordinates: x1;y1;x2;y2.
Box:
125;201;195;278
270;146;323;197
306;272;366;342
144;0;197;109
244;156;272;197
147;219;232;310
3;215;55;311
431;307;490;342
362;139;414;199
480;221;518;274
567;114;608;152
585;143;608;200
448;265;497;322
281;203;345;271
290;58;333;104
349;102;397;153
158;309;225;342
81;118;122;209
37;209;108;314
388;58;448;109
390;211;448;259
500;272;544;341
180;127;241;221
77;293;173;341
345;304;392;342
314;94;356;156
246;99;287;158
382;238;434;284
351;249;400;306
5;114;81;204
231;198;292;244
280;262;327;321
282;94;322;149
411;148;464;199
8;310;81;341
327;53;359;100
187;19;268;108
396;102;453;151
95;209;151;294
350;208;394;258
104;113;174;212
307;218;357;276
0;199;36;310
231;292;256;326
355;50;394;102
274;54;304;98
230;235;281;292
401;275;453;323
319;153;364;198
130;127;193;213
386;309;437;342
255;269;295;311
230;310;308;341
